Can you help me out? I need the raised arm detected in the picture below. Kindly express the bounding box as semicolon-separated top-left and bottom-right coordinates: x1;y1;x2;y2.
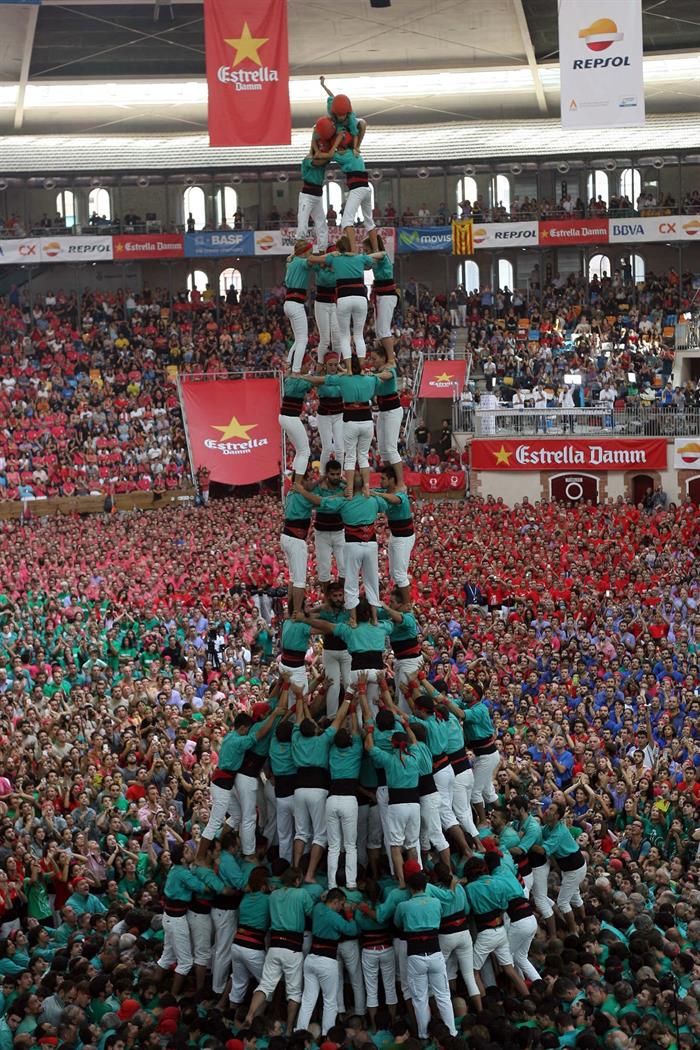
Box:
293;611;337;636
319;74;333;99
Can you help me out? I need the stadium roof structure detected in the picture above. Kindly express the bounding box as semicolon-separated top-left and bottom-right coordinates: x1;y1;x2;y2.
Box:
0;0;699;136
1;114;700;177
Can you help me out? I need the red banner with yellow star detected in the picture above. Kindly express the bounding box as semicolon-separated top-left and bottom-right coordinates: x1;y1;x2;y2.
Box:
204;0;291;147
181;378;282;484
471;438;667;471
418;360;467;399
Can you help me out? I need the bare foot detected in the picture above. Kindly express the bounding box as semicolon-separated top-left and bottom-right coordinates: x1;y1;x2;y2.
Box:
362;485;370;498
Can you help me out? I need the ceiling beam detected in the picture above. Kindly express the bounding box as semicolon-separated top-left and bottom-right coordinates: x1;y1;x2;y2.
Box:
511;0;548;116
14;5;39;131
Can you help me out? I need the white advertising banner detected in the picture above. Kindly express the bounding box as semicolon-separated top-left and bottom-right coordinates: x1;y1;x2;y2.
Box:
674;438;700;470
472;221;539;250
0;239;41;263
609;215;700;243
559;0;645;129
39;236;114;262
254;226;395;259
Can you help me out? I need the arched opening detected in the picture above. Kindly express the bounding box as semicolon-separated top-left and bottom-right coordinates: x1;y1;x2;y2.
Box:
457;260;480;292
687;476;700;505
491;174;511;213
457;176;478;215
618;252;645;283
184;186;207;230
588;254;611;281
587;170;609;208
219;267;242;299
56;190;76;229
497;258;514;291
619;168;641;210
214;186;238;228
88;187;111;222
631;473;654;507
187;269;209;296
322;181;342;226
549;473;599;505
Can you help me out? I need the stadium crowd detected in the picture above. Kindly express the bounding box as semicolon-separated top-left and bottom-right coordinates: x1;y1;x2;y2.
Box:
0;488;697;1050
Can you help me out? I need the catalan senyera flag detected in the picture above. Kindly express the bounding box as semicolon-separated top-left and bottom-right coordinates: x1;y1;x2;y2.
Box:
181;378;282;485
451;219;473;255
203;0;291;148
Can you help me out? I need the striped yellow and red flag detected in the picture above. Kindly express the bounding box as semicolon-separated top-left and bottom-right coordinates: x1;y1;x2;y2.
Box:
451;219;473;255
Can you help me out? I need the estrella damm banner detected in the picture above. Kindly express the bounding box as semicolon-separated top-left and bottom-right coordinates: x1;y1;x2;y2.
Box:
451;219;473;255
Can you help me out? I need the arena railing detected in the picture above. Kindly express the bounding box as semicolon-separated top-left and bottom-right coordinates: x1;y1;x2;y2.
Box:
452;404;700;437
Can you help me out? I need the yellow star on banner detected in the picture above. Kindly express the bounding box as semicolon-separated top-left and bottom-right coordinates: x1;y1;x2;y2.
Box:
434;372;454;382
493;445;513;465
211;416;258;441
225;22;269;67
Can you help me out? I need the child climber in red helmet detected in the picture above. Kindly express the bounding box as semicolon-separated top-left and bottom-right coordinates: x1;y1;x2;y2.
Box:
320;75;367;155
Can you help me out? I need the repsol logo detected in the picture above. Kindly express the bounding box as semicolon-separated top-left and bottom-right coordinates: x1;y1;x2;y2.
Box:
573;56;631;69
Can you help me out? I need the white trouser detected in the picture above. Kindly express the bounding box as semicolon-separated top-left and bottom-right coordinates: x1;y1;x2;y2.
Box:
322;648;352;716
344;539;379;609
341;186;375;232
284;300;308;372
280;533;308;589
440;928;480;998
297;191;328;251
506;913;539;982
458;304;467;326
420;791;449;852
279;415;310;477
362;945;397;1007
316;414;344;474
407;952;456;1038
388;534;415;589
294;787;328;847
394;656;423;710
375;293;398;340
230;943;265;1004
348;667;380;715
336;939;367;1014
256;945;303;1002
376;406;403;465
235;772;259;857
296;953;339;1033
187;910;213;967
557;861;587;913
326;793;359;888
472;926;513;970
522;870;534;898
158;912;194;975
203;780;235;841
387;802;420;849
211;908;238;993
261;778;277;852
278;661;309;695
434;762;458;830
471;750;500;805
451;767;478;837
343;417;373;471
530;861;552;918
315;528;346;583
314;299;339;360
357;803;382;865
274;792;296;863
336;295;368;359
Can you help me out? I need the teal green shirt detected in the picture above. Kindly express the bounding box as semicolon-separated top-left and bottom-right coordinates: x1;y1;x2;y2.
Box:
516;814;543;852
336;372;378;404
218;729;255;773
543;821;581;860
285;257;310;291
426;881;469;920
240;890;271;930
375;366;398;397
284;490;313;523
463;873;510;916
310;901;358;940
281;619;311;656
269;885;316;932
381;609;418;645
383;493;411;523
315;265;337;291
394;891;442;933
269;735;298;777
462;702;495;743
283;376;312;399
333;620;392;653
291;724;335;769
334;148;366;174
163;865;217;903
219;852;246;890
410;712;450;757
372;254;394;282
369;745;419;789
301;155;326;187
324;491;388;527
329;734;363;781
376;884;410;924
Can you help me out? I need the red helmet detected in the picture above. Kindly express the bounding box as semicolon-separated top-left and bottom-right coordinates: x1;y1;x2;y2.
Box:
314;116;336;142
337;129;353;150
330;93;352;118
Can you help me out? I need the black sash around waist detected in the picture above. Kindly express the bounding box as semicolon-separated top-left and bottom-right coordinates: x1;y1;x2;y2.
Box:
212;768;237;789
270;929;304;951
347;172;369;190
432;753;450;773
343;401;373;422
274;772;297;799
469;734;497;756
315;509;343;531
282;518;310;540
388;517;414;537
405;930;440;956
188;897;212;915
330;777;358;797
234;924;267;949
318;394;343;415
239;751;267;777
315;287;337;304
301;182;323;196
295;765;330;790
388;786;420;805
418;772;437;795
351;650;384;670
323;634;348;652
557;849;585;872
336;277;367;299
213;888;243;911
280;396;304;417
528;846;548;868
164;896;189;917
344;523;376;542
285;287;307;304
377;393;401;412
439;909;469;933
515;853;532;877
448;747;472;775
310;934;340;958
361;928;393;949
474;907;504;932
280;647;306;668
374;277;397;296
392;635;421;658
507;897;534;922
